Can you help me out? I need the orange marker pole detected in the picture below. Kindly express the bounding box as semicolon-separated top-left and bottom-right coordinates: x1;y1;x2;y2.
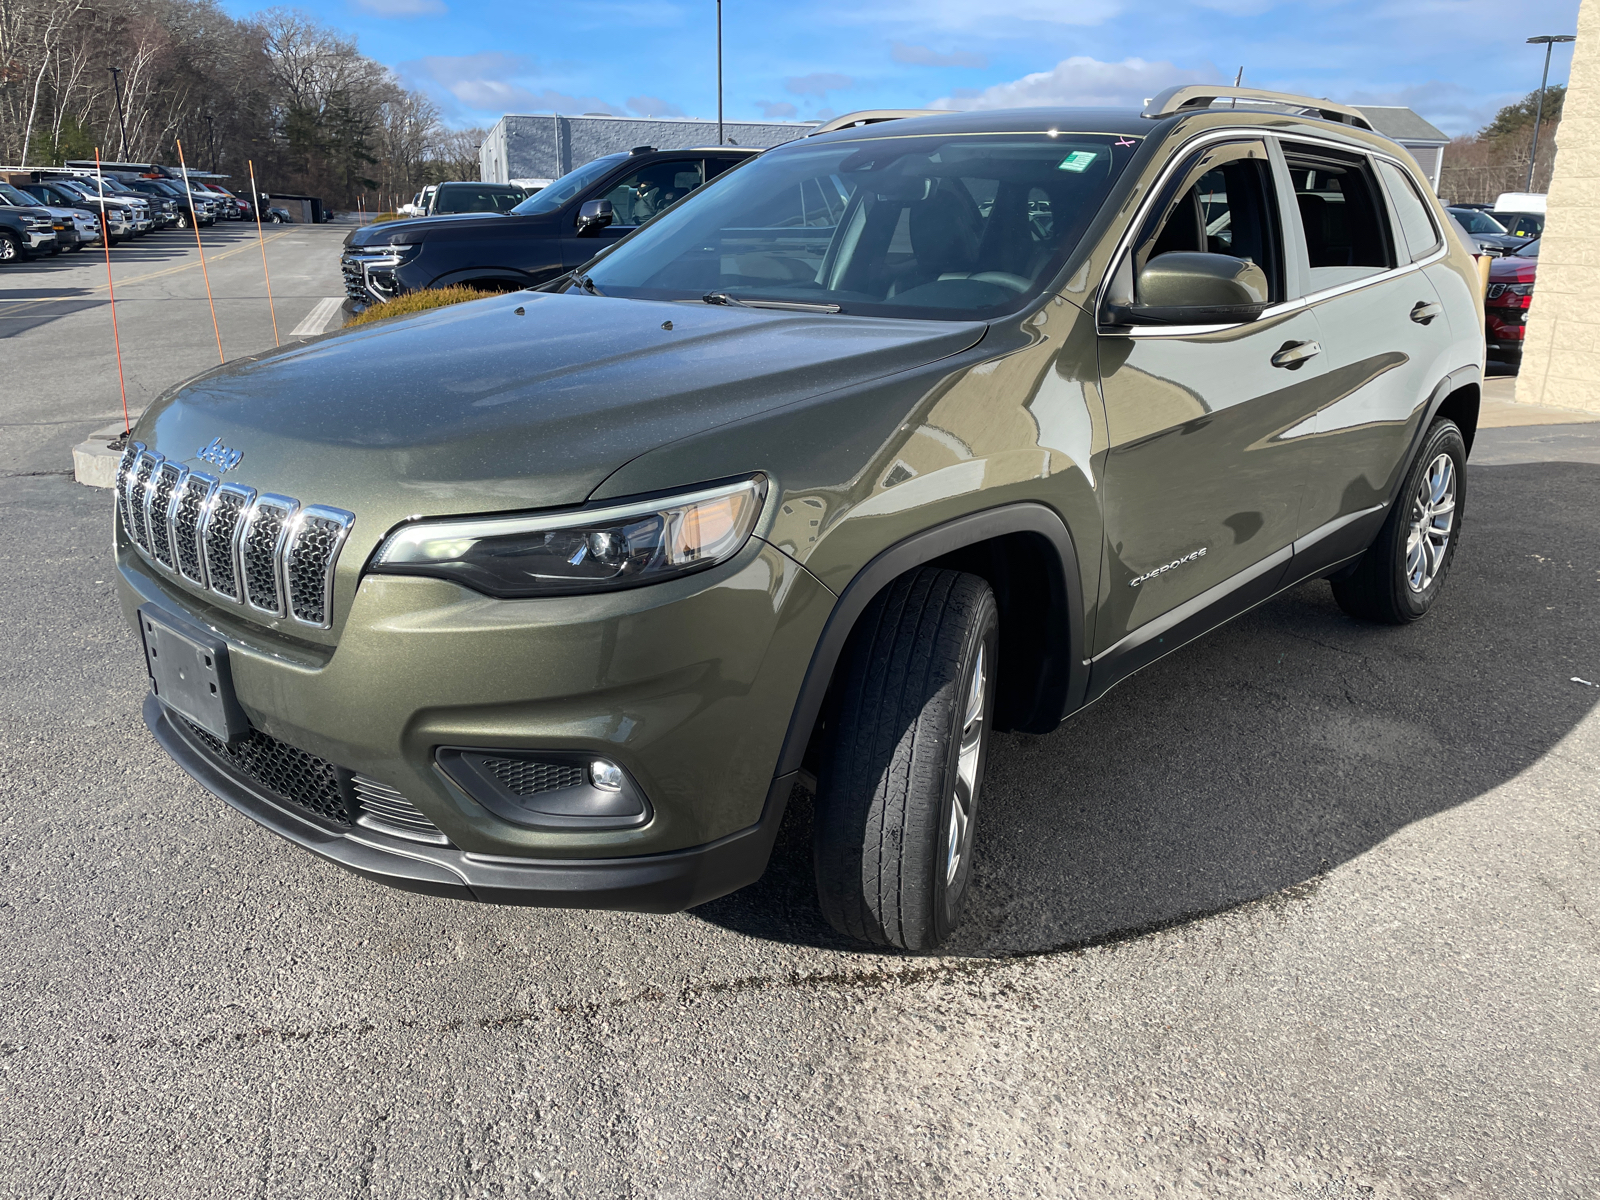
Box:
94;148;131;438
248;160;279;346
176;138;224;364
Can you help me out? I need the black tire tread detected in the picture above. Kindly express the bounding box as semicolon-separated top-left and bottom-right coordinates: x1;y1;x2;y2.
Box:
814;568;992;949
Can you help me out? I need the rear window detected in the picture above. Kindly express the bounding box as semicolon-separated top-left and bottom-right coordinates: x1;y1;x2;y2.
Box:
1284;146;1394;289
434;186;523;214
581;132;1139;321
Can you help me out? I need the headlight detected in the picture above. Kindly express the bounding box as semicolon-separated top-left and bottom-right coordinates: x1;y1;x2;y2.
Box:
372;476;766;598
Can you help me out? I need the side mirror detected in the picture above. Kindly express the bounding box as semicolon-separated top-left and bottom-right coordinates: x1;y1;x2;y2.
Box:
576;198;614;236
1110;252;1270;326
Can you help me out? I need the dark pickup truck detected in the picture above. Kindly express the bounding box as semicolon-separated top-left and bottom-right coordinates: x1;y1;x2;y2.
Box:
340;146;759;313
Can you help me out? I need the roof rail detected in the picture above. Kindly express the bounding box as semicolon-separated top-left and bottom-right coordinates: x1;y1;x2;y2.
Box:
1142;85;1374;131
807;109;951;136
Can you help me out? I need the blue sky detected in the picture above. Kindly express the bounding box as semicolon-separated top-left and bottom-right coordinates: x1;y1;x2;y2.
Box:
246;0;1582;138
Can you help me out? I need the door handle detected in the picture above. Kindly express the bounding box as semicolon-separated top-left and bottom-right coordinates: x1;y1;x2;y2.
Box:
1271;339;1321;370
1410;300;1443;325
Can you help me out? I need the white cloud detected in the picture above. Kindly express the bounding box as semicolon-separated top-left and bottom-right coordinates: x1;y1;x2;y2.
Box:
1340;80;1519;139
785;72;855;98
892;42;987;69
873;0;1123;29
352;0;447;15
757;100;799;119
627;94;686;118
404;53;625;116
931;56;1219;111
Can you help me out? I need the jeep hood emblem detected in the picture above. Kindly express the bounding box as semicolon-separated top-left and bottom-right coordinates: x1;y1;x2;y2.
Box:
197;437;243;472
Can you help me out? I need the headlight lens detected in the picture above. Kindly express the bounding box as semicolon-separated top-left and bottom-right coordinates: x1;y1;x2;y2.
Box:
371;476;766;598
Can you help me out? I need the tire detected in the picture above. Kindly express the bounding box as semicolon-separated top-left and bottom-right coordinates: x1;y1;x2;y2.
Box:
1332;418;1466;624
813;567;999;952
0;232;17;263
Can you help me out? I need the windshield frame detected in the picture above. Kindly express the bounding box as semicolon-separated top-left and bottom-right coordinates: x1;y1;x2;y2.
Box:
576;130;1141;323
511;153;629;216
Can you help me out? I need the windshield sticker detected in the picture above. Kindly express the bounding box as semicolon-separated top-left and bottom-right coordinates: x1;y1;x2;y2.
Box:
1059;151;1099;173
1115;137;1138;148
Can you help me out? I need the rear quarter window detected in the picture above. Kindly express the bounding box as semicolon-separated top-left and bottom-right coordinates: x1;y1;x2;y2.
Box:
1377;160;1442;261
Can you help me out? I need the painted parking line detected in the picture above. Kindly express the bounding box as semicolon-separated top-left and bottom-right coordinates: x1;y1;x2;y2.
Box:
290;297;343;338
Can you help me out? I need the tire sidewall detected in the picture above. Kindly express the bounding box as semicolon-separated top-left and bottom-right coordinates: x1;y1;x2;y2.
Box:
1392;420;1467;618
929;590;999;945
0;233;16;262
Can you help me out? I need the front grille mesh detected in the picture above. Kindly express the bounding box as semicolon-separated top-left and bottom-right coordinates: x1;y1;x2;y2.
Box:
480;757;586;796
242;499;293;614
121;447;354;629
129;453;158;551
204;490;249;601
149;463;183;568
286;512;345;626
340;258;366;303
184;720;353;826
172;474;214;584
352;775;448;842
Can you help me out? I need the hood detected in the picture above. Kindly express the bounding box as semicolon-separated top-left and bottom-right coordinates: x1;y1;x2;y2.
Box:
135;291;985;551
1489;256;1537;284
346;211;518;247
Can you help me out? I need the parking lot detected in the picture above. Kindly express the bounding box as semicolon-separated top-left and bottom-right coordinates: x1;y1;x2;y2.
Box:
3;229;1599;1197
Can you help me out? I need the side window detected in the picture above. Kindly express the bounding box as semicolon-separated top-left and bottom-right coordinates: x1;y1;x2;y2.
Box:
1376;160;1441;261
1282;147;1394;289
1134;142;1283;303
598;159;705;226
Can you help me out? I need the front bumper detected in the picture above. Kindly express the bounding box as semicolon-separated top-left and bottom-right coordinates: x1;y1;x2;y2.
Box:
147;693;795;908
24;230;56;251
117;511;834;906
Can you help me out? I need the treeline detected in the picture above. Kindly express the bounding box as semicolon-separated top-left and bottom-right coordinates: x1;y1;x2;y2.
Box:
0;0;483;208
1439;86;1564;204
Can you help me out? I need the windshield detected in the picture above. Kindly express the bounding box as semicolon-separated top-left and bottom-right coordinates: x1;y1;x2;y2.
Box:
435;185;524;214
1516;238;1541;258
0;183;35;206
1494;211;1544;238
580;133;1137;320
1452;209;1507;235
511;153;628;215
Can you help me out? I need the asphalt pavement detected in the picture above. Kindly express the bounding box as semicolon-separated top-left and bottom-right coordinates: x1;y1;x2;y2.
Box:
1;241;1597;1198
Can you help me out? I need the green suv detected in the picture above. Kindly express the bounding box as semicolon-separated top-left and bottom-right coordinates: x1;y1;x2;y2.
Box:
116;88;1483;951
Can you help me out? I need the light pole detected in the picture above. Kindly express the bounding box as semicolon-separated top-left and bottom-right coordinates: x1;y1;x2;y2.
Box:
108;66;130;161
1525;34;1576;192
716;0;724;146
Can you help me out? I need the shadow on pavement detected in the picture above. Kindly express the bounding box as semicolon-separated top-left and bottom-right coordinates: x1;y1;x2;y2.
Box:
694;460;1600;956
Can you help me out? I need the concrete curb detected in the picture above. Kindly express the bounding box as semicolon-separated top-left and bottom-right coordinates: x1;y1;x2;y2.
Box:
73;423;132;489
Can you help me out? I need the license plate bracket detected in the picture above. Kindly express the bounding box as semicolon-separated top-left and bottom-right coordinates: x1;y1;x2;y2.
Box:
138;604;248;744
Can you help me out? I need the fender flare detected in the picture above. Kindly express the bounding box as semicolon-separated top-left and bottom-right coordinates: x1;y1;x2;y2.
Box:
1388;362;1480;509
772;502;1088;779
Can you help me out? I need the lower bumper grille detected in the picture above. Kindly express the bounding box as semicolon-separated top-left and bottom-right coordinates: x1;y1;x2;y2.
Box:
181;719;447;844
340;259;366;303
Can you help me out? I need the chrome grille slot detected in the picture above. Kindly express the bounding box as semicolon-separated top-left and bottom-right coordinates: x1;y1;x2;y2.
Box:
115;441;144;538
285;506;355;629
241;495;298;617
201;484;254;602
353;775;449;844
148;462;185;568
129;451;161;551
171;472;217;585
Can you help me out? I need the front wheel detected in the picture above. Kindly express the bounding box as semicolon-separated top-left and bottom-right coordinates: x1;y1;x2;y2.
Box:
1332;417;1466;623
0;232;18;263
813;568;998;952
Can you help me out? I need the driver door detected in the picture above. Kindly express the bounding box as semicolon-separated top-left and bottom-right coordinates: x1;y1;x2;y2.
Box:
1093;138;1330;692
561;157;706;270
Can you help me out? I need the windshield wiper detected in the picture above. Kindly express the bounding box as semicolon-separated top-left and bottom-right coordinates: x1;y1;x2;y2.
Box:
571;272;604;296
703;292;841;313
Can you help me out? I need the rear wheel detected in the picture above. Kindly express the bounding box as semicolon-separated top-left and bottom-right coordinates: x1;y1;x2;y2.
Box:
1332;418;1466;623
813;568;998;952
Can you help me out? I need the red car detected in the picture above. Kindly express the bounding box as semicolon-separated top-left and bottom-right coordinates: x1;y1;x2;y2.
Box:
1485;238;1538;364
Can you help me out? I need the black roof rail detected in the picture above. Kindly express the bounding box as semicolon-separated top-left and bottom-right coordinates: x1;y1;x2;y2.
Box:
1142;85;1374;131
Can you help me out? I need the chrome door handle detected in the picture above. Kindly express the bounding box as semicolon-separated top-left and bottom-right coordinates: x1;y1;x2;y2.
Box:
1410;300;1443;325
1271;339;1321;370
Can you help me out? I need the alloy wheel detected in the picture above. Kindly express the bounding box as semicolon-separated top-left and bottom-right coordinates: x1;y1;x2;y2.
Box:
946;642;986;886
1406;452;1456;592
0;235;16;262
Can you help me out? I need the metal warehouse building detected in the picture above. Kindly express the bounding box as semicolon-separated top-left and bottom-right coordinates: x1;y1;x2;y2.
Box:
479;114;817;187
1353;106;1450;191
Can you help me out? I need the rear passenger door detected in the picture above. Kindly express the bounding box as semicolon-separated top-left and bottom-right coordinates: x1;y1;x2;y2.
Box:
1281;143;1458;575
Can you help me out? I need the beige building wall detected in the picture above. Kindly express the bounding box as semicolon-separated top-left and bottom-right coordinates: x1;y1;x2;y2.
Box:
1516;0;1600;411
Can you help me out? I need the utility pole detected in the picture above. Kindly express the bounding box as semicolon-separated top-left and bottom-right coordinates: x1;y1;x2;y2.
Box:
1525;34;1576;192
108;66;130;161
716;0;724;146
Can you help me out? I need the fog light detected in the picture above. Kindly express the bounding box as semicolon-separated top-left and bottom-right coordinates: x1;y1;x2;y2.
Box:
591;759;624;791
